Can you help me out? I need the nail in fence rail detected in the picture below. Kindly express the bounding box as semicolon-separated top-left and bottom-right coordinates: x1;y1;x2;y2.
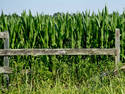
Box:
0;29;120;78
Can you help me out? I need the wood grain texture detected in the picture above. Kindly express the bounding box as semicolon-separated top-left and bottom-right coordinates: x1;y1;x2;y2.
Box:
0;48;116;56
3;31;10;85
0;66;12;74
0;32;9;38
115;29;120;69
4;31;9;67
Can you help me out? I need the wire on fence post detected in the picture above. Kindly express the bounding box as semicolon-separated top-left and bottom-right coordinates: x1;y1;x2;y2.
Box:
3;31;9;87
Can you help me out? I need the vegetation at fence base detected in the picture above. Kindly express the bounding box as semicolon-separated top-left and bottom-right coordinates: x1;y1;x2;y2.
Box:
0;60;125;94
0;6;125;93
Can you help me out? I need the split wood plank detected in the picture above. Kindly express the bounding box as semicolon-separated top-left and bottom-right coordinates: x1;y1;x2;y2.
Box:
0;48;116;56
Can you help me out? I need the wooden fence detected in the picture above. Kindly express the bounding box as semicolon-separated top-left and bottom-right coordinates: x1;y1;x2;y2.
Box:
0;29;120;74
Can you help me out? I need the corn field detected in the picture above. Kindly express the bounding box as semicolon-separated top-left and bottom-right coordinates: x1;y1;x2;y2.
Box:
0;7;125;60
0;7;125;93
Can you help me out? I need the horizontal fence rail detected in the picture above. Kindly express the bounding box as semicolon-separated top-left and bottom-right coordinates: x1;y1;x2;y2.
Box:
0;48;116;56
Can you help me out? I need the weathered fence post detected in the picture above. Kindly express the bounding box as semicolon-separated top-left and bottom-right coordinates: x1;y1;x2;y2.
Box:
3;31;9;86
115;29;120;69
